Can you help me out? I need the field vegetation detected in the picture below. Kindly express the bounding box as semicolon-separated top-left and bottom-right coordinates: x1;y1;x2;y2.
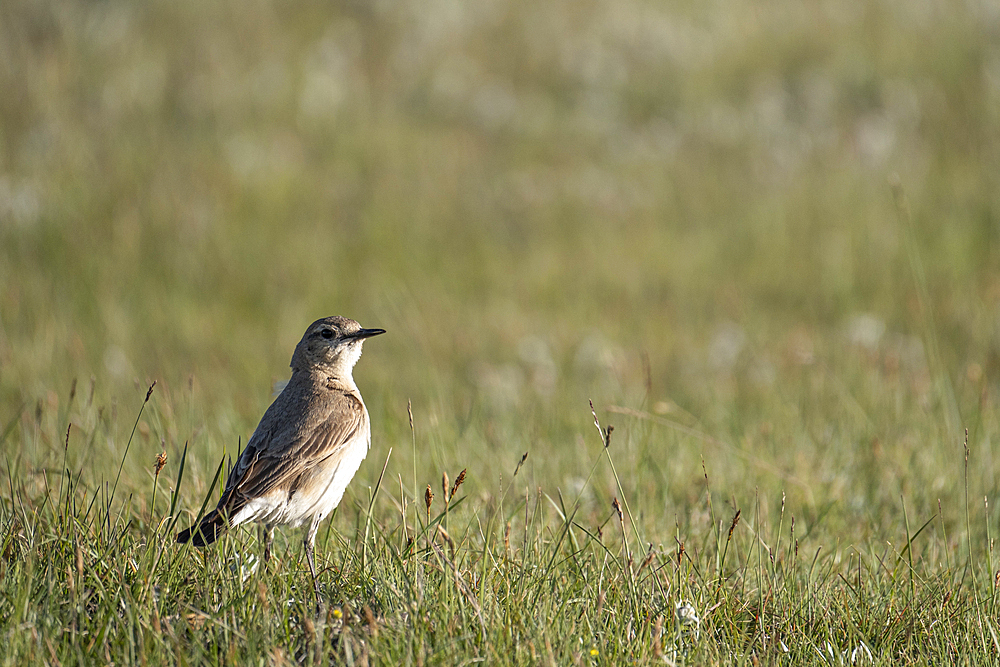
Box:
2;0;1000;663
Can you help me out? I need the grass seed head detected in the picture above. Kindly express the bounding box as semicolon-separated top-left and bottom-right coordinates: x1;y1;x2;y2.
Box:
425;485;434;515
450;468;466;500
442;472;449;504
154;451;167;476
728;509;741;540
514;452;528;477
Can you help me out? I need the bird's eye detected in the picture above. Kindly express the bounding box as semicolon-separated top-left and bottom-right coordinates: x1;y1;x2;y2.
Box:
321;328;334;339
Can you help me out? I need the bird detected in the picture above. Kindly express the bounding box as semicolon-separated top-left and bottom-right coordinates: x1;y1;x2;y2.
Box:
177;316;385;602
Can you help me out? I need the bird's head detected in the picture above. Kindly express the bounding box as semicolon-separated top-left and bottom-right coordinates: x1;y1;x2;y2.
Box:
291;316;385;377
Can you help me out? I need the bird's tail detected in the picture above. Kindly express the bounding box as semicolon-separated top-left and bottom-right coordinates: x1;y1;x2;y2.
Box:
176;510;228;546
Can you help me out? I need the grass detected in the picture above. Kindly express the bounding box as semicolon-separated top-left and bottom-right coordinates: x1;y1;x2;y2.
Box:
2;379;998;664
2;0;1000;663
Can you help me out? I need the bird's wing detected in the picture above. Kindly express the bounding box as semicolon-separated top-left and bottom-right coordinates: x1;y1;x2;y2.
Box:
218;390;366;513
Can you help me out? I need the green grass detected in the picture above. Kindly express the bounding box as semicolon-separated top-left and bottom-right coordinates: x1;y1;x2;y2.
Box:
3;383;998;664
2;0;1000;663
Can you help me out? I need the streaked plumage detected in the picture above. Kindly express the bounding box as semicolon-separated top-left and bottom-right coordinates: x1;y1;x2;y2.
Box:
177;316;384;597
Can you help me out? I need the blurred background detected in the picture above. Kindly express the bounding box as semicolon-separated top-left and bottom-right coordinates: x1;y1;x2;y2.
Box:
2;0;999;535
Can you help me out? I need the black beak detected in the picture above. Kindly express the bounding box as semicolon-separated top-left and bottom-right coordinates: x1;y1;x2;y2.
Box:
348;327;386;341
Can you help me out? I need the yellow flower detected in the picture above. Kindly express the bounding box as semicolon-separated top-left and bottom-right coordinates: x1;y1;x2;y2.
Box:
590;648;599;657
333;608;343;619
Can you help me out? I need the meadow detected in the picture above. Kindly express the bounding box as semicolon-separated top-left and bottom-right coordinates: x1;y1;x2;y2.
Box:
2;0;1000;663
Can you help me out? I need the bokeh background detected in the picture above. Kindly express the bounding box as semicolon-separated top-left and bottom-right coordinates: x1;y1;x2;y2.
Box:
2;0;1000;539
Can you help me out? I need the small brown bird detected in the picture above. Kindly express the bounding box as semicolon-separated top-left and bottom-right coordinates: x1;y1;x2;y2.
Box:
177;316;384;600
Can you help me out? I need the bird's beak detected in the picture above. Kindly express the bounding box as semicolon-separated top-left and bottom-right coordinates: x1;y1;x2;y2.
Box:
348;328;386;341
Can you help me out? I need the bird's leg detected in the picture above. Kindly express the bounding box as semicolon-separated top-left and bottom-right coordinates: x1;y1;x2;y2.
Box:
305;516;323;614
262;524;274;564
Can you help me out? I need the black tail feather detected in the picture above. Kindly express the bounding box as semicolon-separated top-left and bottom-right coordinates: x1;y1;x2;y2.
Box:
176;511;228;546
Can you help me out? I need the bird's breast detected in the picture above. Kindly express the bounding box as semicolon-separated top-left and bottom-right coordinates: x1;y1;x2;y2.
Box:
232;415;371;528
